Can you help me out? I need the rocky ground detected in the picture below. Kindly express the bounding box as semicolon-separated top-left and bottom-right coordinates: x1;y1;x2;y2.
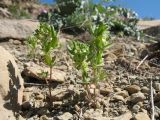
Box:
1;19;160;120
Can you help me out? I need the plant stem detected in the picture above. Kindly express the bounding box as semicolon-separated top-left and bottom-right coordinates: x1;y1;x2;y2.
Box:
49;66;52;106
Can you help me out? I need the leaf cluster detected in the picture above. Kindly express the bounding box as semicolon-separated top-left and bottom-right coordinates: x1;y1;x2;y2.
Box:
68;23;110;84
37;0;140;39
27;23;58;67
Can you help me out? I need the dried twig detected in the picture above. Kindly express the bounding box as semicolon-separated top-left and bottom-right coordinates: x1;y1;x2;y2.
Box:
150;80;155;120
24;82;48;87
136;55;148;69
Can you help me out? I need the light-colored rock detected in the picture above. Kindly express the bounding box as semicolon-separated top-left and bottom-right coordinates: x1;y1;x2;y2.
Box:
114;111;132;120
35;93;44;100
141;86;149;93
57;112;73;120
0;19;39;40
135;112;150;120
13;40;21;45
112;95;125;103
51;89;67;101
23;63;66;83
23;92;30;102
114;87;122;92
100;88;113;95
0;46;24;120
132;104;140;113
130;92;146;103
83;109;104;120
125;85;141;94
84;110;133;120
116;90;129;98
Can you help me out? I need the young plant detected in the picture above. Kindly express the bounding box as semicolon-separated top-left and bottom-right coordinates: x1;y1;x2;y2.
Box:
27;23;59;105
68;23;110;108
68;41;90;84
88;23;110;84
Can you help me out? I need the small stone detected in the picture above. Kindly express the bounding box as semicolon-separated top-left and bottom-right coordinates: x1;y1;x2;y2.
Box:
132;104;140;113
130;92;145;103
23;64;66;83
137;102;144;107
40;115;49;120
53;101;63;107
134;112;150;120
112;95;125;103
141;86;149;93
121;79;128;85
21;101;32;110
9;39;14;43
125;85;141;94
100;88;113;95
35;93;44;100
51;89;67;101
68;85;74;91
89;88;100;95
23;93;30;102
34;100;45;108
13;40;21;45
114;87;122;92
112;110;119;116
57;112;73;120
155;92;160;102
23;87;33;92
83;109;103;120
90;84;96;89
154;82;160;91
116;90;129;98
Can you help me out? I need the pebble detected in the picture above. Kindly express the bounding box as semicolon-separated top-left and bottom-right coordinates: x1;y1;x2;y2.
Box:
112;95;125;103
116;90;129;98
114;87;122;92
23;93;30;102
35;93;44;100
141;86;149;93
13;40;21;45
57;112;73;120
132;104;140;113
125;85;141;94
130;92;145;103
39;115;49;120
154;82;160;91
100;88;113;95
134;112;150;120
21;101;32;110
83;109;104;120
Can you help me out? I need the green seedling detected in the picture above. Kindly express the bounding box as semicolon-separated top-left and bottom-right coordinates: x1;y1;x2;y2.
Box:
68;23;110;108
88;23;110;84
27;23;59;105
68;40;90;84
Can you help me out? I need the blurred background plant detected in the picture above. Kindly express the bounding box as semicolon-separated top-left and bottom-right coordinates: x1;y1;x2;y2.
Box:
37;0;141;39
